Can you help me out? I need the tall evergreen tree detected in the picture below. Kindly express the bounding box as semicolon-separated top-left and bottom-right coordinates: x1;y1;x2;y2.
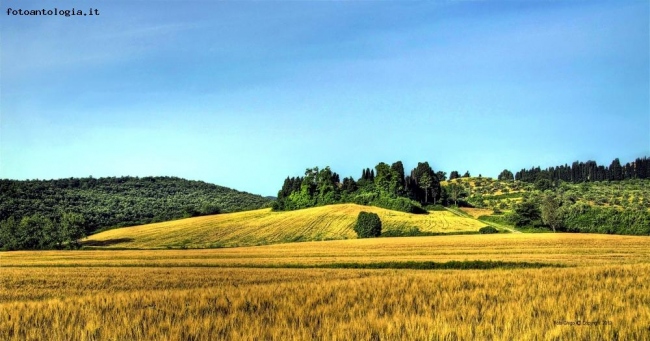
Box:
411;162;440;204
391;161;406;194
609;158;623;181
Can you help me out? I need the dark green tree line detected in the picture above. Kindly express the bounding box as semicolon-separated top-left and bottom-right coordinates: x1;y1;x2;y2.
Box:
515;157;649;183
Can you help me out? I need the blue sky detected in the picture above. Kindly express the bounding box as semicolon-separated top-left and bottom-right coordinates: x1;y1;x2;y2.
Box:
1;0;648;196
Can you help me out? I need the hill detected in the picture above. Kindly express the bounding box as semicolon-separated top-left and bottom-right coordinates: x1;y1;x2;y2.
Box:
443;177;650;211
0;176;272;235
83;204;487;249
442;177;650;235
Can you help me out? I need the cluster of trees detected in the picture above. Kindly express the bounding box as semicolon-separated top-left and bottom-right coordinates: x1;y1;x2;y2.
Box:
497;169;515;181
449;170;471;180
505;193;650;235
0;213;86;250
0;176;271;250
272;161;452;213
514;157;650;183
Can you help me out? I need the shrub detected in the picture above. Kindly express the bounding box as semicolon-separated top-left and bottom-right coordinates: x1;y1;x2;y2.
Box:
354;212;382;238
479;226;499;234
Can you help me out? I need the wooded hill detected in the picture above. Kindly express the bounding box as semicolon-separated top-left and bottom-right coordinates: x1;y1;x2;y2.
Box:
272;157;650;236
0;176;271;245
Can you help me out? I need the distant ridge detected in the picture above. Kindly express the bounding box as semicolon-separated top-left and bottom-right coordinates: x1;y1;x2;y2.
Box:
0;176;272;234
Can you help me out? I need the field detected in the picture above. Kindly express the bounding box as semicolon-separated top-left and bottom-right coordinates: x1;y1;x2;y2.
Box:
84;204;486;249
2;234;650;340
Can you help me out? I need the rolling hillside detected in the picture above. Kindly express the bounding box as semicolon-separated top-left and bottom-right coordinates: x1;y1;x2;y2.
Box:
0;176;272;234
443;177;650;211
84;204;487;249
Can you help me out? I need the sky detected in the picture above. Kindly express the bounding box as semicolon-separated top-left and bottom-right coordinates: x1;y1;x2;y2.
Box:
1;0;648;196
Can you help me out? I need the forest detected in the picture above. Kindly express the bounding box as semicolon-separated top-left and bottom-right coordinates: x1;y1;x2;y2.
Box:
272;161;443;214
0;176;271;250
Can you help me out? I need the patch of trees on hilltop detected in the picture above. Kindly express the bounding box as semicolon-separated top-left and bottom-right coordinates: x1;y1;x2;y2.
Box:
515;157;650;183
0;176;271;250
273;161;456;213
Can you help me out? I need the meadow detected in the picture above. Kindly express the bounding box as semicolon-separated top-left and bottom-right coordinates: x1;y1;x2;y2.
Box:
84;204;486;249
2;234;649;340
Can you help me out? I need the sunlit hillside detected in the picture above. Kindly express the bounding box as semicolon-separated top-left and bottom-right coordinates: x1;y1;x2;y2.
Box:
84;204;486;249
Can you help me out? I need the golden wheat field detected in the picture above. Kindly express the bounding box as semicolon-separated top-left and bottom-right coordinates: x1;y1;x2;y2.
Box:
84;204;485;249
2;234;650;340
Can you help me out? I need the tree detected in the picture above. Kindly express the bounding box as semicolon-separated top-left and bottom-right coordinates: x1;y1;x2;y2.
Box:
411;162;440;204
17;215;51;249
462;171;471;178
448;184;466;206
199;203;221;216
609;158;623;181
316;167;337;203
498;169;514;181
0;217;18;250
391;161;406;195
354;211;382;238
374;162;393;194
535;179;554;192
436;171;447;182
511;200;542;227
60;212;86;249
540;195;562;232
420;172;433;203
449;171;460;180
341;177;357;193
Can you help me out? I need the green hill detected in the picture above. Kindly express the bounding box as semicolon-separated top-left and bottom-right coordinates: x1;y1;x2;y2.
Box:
442;177;650;235
443;177;650;211
0;176;272;234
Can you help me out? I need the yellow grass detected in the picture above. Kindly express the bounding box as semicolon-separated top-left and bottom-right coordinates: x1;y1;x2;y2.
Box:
4;233;650;267
2;234;649;340
83;204;485;249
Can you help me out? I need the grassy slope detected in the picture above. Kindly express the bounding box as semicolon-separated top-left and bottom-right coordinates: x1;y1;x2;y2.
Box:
84;204;486;249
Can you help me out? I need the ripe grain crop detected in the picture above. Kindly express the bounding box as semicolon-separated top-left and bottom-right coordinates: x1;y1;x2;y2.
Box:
4;233;649;267
2;233;649;340
1;266;649;340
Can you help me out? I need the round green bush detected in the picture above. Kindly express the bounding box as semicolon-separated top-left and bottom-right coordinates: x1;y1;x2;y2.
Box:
479;226;499;234
354;211;382;238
